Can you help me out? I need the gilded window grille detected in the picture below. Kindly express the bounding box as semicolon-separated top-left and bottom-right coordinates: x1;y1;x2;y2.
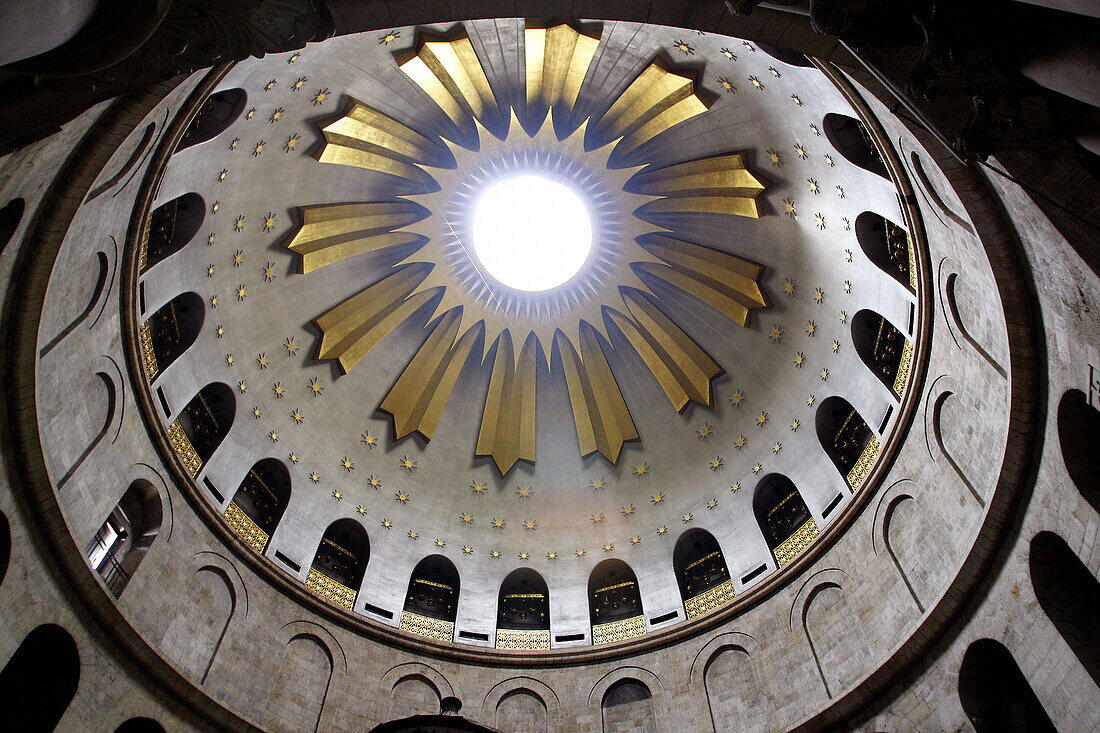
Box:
223;501;269;553
400;610;455;642
138;216;150;271
893;340;913;397
846;432;881;491
167;419;202;476
305;567;356;609
139;321;158;380
773;517;819;568
495;628;551;651
907;231;917;292
592;614;645;645
684;579;735;619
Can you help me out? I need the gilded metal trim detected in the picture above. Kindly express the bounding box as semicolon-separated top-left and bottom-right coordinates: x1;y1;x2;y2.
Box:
138;321;158;380
223;501;268;553
305;567;357;609
684;579;735;619
400;610;455;642
167;419;202;476
907;231;917;292
846;432;882;491
138;216;149;272
773;517;819;568
495;627;551;650
592;614;645;645
893;340;913;398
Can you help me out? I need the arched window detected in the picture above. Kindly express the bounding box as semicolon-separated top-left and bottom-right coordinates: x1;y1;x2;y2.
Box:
816;396;879;490
756;42;813;67
752;473;817;568
588;559;644;645
401;555;460;642
178;89;247;150
673;528;733;618
496;568;550;650
307;518;370;610
1029;531;1100;688
172;382;235;476
0;624;79;731
958;639;1056;733
851;309;911;398
1057;389;1100;513
115;719;167;733
86;480;162;597
141;192;204;272
855;211;915;292
601;679;656;732
0;198;24;257
139;292;204;381
225;458;291;554
823;112;888;178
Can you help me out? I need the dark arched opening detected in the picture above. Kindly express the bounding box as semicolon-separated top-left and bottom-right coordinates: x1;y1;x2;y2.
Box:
958;639;1056;733
308;518;370;610
588;559;644;644
0;198;25;257
756;42;813;67
0;624;79;732
855;211;914;293
496;567;550;650
141;292;204;381
1029;531;1100;689
86;479;162;597
141;192;204;272
402;555;460;641
178;89;247;150
226;458;291;553
752;473;816;567
0;511;9;589
115;719;167;733
851;309;909;397
823;112;888;178
673;528;733;618
1057;389;1100;513
175;382;235;475
816;396;878;490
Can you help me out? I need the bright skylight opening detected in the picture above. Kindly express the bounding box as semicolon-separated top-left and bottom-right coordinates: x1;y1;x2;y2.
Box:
472;174;593;292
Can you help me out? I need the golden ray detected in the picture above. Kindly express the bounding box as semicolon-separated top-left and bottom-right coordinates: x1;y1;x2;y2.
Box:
286;202;429;273
398;29;503;131
555;323;638;463
314;265;437;373
605;288;723;411
379;309;483;440
476;332;538;474
291;23;771;473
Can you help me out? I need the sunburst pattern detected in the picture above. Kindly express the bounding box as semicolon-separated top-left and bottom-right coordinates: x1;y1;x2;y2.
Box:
284;24;770;474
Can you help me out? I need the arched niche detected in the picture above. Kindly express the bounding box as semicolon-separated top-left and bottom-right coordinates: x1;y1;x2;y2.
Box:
401;555;460;642
855;211;915;293
140;291;204;381
178;89;247;150
141;192;204;272
816;396;879;491
225;458;291;553
851;309;911;398
958;639;1056;733
1029;531;1100;689
0;198;25;256
174;382;235;475
673;528;733;619
496;567;550;650
496;688;548;733
85;479;162;597
589;559;644;645
756;41;813;67
0;624;79;731
115;718;166;733
0;510;8;589
308;518;370;610
1057;389;1100;513
823;112;889;178
752;473;817;567
600;679;656;733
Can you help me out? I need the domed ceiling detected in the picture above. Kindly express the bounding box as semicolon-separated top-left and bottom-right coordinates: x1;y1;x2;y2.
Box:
136;18;922;649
